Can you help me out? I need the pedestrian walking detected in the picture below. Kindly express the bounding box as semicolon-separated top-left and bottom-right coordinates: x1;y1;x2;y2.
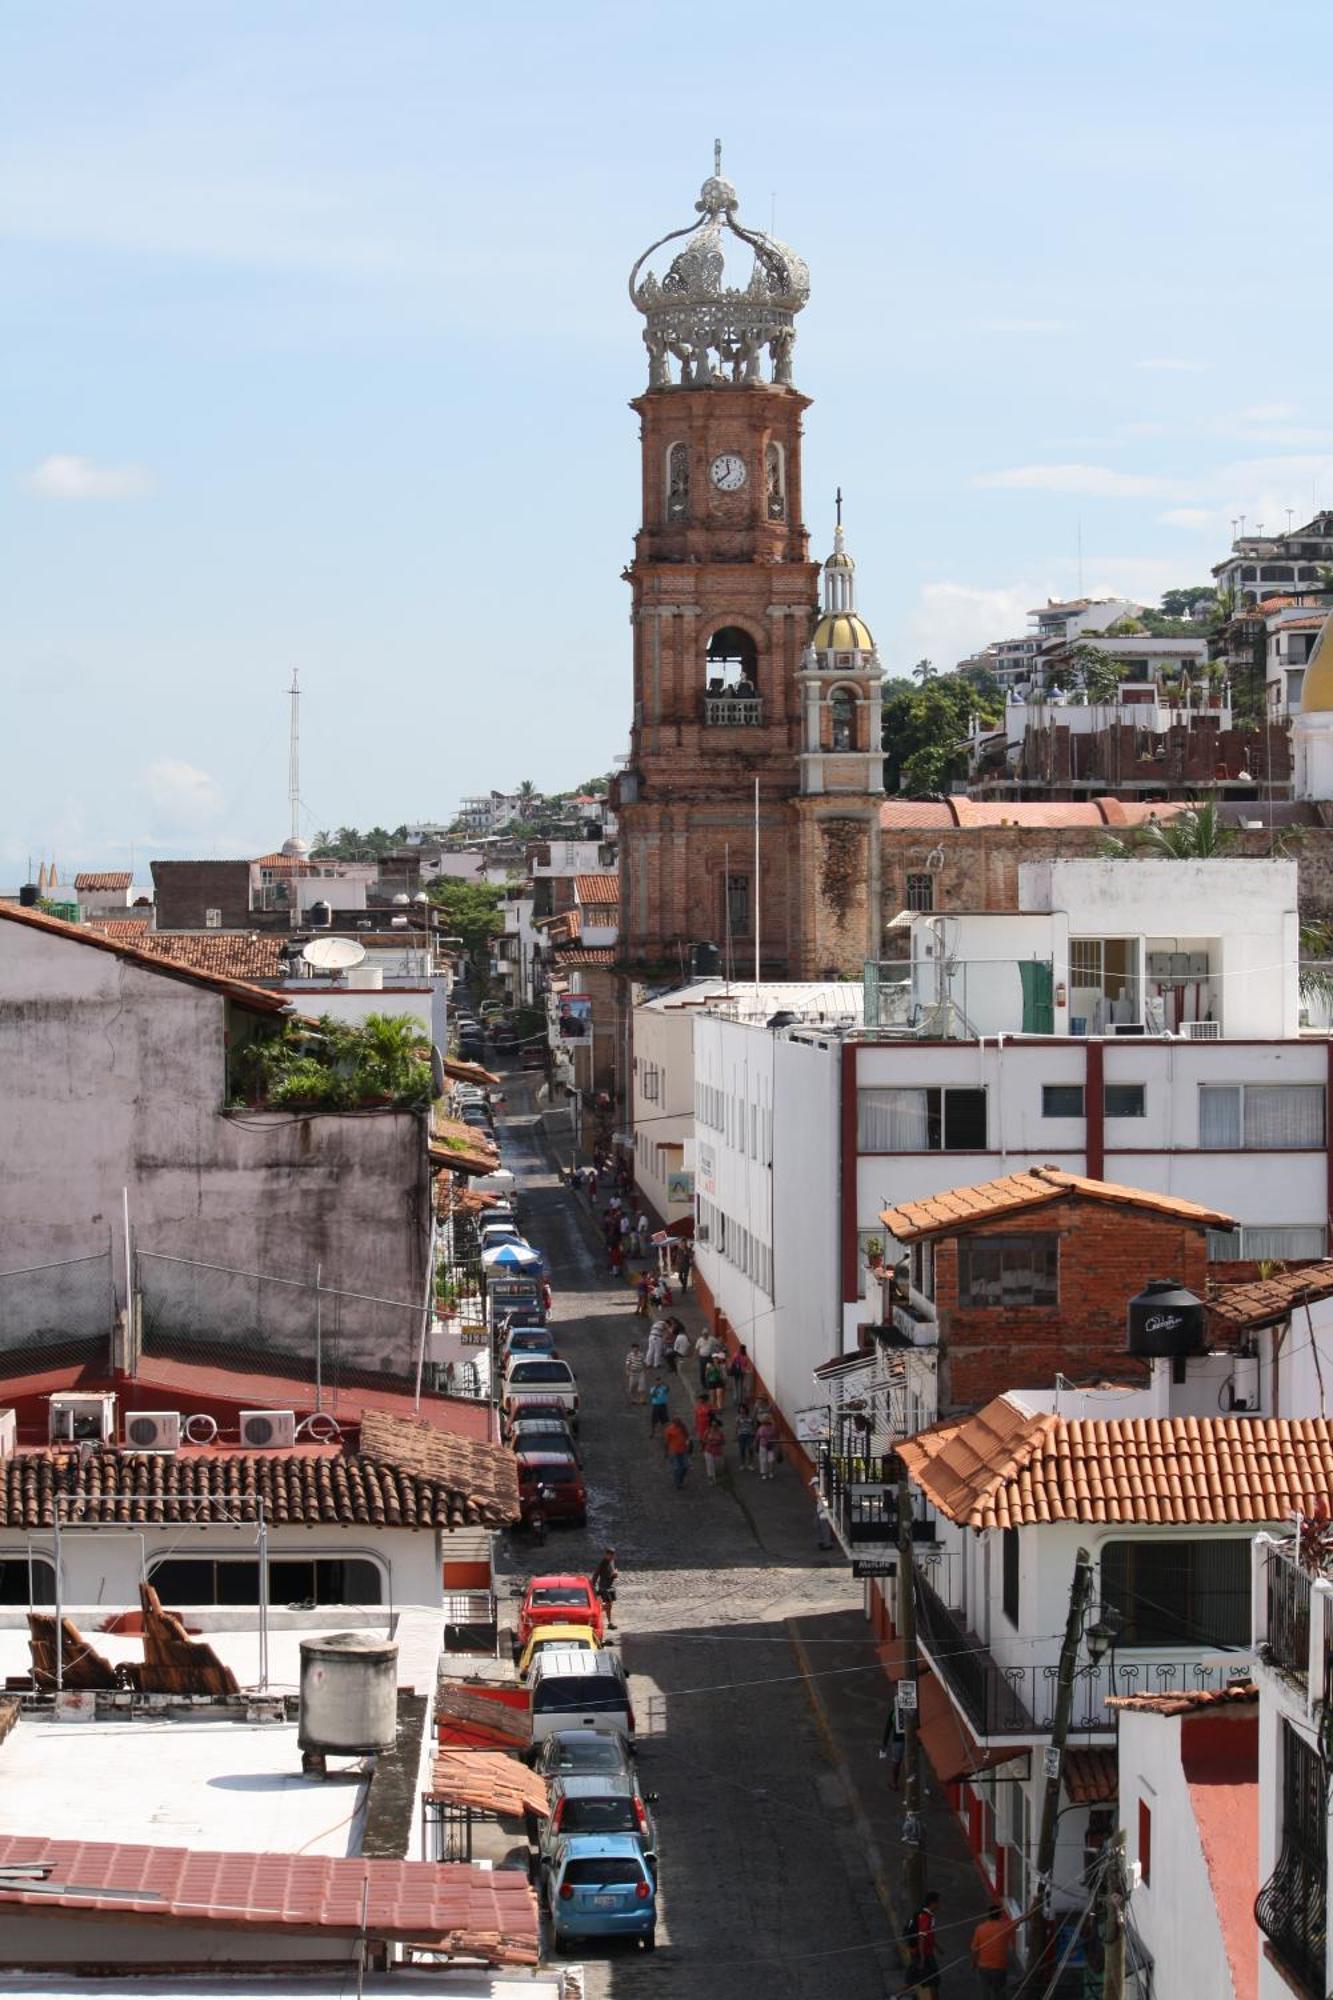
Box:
677;1241;694;1294
970;1904;1022;1996
704;1353;726;1412
636;1211;650;1253
634;1272;651;1317
879;1691;905;1791
672;1326;691;1372
648;1379;670;1439
663;1416;691;1488
735;1403;755;1470
695;1330;716;1391
702;1416;725;1484
899;1893;941;1998
590;1548;619;1629
728;1343;753;1404
625;1343;647;1404
755;1412;778;1480
692;1393;713;1444
644;1321;666;1371
608;1239;625;1279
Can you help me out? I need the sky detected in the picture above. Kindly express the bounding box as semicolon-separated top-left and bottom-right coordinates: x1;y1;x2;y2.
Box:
4;0;1332;876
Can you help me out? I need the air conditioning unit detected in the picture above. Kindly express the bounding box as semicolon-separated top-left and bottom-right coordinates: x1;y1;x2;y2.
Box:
122;1411;181;1454
49;1393;116;1445
1183;1020;1221;1040
239;1409;296;1449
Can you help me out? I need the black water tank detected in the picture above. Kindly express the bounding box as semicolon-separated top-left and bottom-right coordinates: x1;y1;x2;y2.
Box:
692;941;721;979
18;883;38;907
1127;1278;1205;1358
309;900;332;928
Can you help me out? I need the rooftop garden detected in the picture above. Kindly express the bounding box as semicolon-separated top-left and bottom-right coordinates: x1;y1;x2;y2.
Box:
230;1011;434;1112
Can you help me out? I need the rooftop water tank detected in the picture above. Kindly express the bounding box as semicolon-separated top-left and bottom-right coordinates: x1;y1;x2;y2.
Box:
298;1632;398;1761
308;900;332;928
692;941;720;979
18;883;38;908
1127;1278;1205;1359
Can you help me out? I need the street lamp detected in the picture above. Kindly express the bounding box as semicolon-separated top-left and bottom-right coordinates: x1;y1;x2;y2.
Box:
1086;1603;1124;1701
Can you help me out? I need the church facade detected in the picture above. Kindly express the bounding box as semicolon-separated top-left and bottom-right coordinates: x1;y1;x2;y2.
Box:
616;159;884;988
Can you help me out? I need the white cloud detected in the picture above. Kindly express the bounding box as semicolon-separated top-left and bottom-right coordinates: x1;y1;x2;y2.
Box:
902;582;1035;669
973;463;1167;498
141;760;225;830
27;453;152;500
1239;402;1298;424
977;318;1070;336
1157;507;1216;528
1137;357;1206;374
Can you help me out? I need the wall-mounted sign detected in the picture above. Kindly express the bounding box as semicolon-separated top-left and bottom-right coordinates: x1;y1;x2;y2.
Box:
852;1558;897;1580
666;1168;694;1203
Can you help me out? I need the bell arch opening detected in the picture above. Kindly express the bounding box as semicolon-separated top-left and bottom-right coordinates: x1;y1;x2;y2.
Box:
703;627;762;726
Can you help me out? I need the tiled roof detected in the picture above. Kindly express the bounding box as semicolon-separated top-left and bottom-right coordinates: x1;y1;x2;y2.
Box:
1108;1682;1257;1716
0;1837;538;1961
879;797;1195;832
443;1055;500;1088
252;851;318;875
429;1114;500;1177
574;874;620;907
900;1394;1333;1529
436;1681;532;1749
1063;1747;1118;1804
882;1165;1233;1242
427;1749;549;1818
87;916;152;940
0;1442;515;1531
74;871;132;892
0;905;288;1016
1209;1266;1333;1333
135;932;285;980
359;1409;518;1525
555;946;616;967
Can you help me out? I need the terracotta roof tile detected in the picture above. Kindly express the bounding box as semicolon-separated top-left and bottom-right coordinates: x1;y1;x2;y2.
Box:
429;1113;500;1177
442;1055;500;1088
427;1749;548;1818
882;1165;1232;1242
0;1836;538;1962
87;917;152;940
573;874;619;907
1208;1265;1333;1333
74;872;132;892
359;1410;518;1526
1063;1747;1118;1804
554;946;615;967
0;905;288;1015
901;1397;1333;1529
1107;1682;1257;1716
135;932;285;980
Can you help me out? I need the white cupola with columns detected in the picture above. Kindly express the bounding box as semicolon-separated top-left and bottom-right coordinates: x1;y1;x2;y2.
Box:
798;492;884;795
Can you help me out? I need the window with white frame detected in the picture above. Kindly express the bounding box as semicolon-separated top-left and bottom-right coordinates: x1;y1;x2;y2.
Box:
0;1555;54;1605
857;1086;987;1152
147;1555;384;1606
204;907;222;928
1206;1224;1327;1262
1198;1083;1325;1150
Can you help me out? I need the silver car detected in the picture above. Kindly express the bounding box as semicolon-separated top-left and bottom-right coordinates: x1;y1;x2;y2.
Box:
539;1772;658;1878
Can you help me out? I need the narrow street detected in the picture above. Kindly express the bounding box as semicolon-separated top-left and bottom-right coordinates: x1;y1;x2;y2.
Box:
493;1075;902;1999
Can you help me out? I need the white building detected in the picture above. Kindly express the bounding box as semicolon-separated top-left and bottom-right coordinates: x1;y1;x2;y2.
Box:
1214;510;1333;608
73;870;138;919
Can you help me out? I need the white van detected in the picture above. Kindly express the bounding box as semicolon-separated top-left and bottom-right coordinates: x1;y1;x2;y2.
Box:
529;1648;635;1745
503;1356;579;1427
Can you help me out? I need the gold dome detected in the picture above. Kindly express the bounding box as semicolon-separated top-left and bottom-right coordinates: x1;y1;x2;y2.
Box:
812;611;875;654
1299;609;1333;713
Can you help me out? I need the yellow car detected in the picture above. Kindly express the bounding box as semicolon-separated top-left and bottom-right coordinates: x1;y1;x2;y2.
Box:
517;1622;601;1680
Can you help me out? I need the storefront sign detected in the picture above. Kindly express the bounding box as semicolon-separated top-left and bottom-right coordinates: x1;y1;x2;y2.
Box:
852;1558;898;1580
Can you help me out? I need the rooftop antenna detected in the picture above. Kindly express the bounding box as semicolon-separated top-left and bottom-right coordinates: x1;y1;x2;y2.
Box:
714;137;722;176
287;668;301;846
1286;508;1295;535
1238;514;1247;537
1077;517;1084;597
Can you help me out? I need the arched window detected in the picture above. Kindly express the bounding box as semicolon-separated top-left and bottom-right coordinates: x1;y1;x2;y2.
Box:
765;442;785;521
831;686;855;752
704;627;761;724
667;442;689;521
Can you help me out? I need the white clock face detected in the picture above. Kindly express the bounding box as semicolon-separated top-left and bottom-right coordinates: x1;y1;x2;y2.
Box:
710;452;747;493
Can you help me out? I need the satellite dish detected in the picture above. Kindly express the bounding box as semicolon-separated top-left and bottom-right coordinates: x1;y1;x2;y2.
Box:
302;936;366;971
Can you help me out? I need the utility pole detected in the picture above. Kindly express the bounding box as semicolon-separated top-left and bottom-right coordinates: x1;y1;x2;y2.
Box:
1100;1827;1128;2000
1030;1545;1095;1970
897;1466;925;1914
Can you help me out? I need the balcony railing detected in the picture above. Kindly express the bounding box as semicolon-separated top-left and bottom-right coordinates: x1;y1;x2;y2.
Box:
1266;1549;1313;1683
816;1447;903;1548
1256;1846;1326;1998
916;1568;1249;1739
704;694;764;727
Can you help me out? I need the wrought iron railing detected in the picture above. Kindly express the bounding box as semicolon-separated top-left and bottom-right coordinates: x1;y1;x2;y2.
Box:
1256;1845;1326;1998
915;1568;1249;1739
1266;1548;1312;1683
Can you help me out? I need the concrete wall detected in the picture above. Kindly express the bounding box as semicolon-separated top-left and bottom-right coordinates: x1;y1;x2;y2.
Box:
150;859;252;930
0;924;432;1373
631;997;697;1225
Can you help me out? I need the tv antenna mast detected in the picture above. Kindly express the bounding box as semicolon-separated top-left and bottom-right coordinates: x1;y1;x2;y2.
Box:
287;668;301;845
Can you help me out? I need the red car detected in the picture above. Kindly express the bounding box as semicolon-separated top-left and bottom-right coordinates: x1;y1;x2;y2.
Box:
516;1450;587;1530
517;1574;606;1650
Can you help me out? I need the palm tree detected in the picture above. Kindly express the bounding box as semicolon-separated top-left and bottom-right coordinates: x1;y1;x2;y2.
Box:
1099;800;1234;861
515;779;541;815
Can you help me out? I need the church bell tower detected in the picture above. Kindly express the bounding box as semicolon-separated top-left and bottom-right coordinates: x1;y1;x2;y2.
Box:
617;153;820;978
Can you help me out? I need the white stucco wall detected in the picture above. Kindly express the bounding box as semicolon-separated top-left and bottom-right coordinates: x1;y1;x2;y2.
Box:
0;924;432;1372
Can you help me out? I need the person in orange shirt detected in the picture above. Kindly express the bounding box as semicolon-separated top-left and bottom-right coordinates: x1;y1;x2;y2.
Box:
970;1902;1022;1995
663;1416;692;1489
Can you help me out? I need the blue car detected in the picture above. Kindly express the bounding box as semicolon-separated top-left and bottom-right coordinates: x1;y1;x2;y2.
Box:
545;1833;656;1952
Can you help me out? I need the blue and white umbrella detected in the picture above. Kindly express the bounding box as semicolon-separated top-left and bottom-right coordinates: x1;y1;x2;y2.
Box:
481;1240;543;1272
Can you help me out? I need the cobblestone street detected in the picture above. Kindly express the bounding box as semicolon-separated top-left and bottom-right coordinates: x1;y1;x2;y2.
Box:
494;1084;907;1999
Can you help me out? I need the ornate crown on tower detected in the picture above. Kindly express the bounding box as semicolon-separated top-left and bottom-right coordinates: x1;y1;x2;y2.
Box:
628;145;810;391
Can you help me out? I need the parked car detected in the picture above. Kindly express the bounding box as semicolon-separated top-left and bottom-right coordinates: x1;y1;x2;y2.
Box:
520;1044;545;1071
503;1357;579;1426
501;1325;558;1364
517;1621;600;1679
532;1729;634;1782
479;1223;523;1251
506;1405;581;1462
517;1575;606;1650
543;1834;656;1951
460;1105;495;1132
529;1649;635;1746
539;1774;657;1878
516;1450;586;1529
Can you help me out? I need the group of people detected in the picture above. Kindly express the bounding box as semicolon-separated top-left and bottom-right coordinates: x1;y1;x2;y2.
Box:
628;1325;780;1490
898;1890;1027;1997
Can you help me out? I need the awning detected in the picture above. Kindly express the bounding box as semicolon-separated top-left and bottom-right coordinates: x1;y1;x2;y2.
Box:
881;1634;1029;1787
427;1749;549;1820
429;1115;501;1177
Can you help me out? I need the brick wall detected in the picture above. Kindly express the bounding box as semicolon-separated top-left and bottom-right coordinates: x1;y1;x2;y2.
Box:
151;860;252;931
934;1198;1211;1409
